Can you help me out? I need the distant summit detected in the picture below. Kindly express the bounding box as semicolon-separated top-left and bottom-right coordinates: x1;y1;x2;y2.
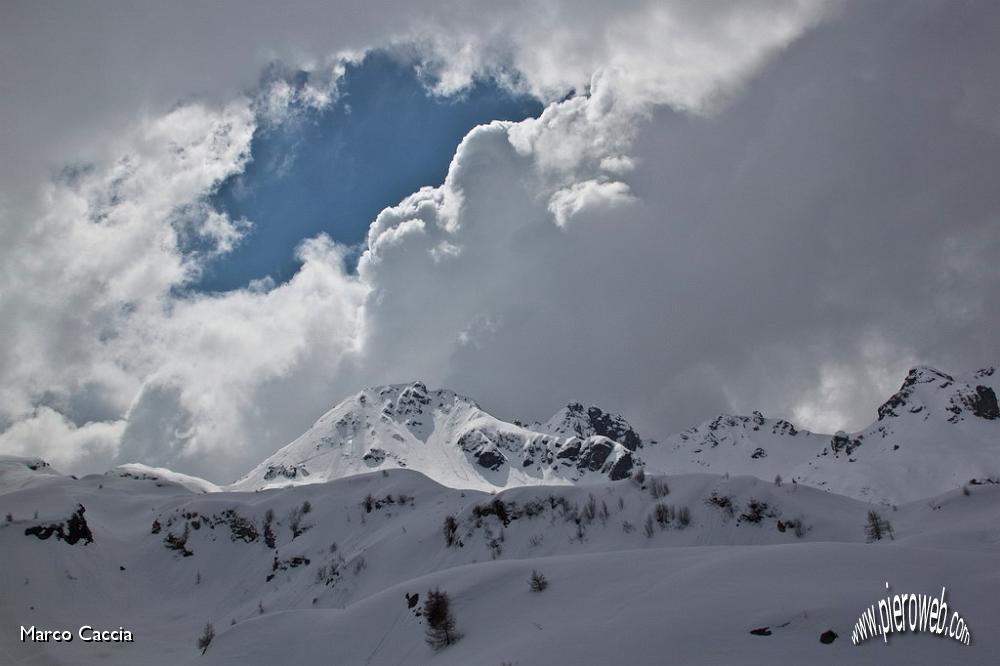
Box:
231;366;1000;504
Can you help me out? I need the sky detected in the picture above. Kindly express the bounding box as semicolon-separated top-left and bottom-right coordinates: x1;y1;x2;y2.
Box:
1;0;998;482
202;51;541;291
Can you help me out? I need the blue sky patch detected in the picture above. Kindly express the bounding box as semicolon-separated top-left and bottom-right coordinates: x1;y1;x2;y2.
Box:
199;51;541;292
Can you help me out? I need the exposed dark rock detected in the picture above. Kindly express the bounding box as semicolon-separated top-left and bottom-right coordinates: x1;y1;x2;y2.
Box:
555;439;582;460
577;439;614;471
362;448;386;466
474;448;507;471
23;505;93;546
969;385;999;420
607;453;635;481
750;627;772;636
263;464;309;481
819;630;838;644
829;432;861;456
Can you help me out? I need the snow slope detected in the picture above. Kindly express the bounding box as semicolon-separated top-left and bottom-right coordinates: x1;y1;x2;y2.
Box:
232;367;1000;505
2;459;999;665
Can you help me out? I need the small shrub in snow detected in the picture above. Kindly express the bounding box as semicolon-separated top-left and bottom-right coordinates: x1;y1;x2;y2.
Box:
472;499;515;526
777;518;806;538
150;519;161;534
263;516;276;549
488;531;504;558
643;514;655;538
5;512;12;522
582;494;597;523
633;468;646;486
677;506;691;527
962;485;970;496
287;505;309;539
197;622;214;654
774;474;783;487
738;499;771;524
301;500;312;514
529;570;549;592
215;509;258;542
163;526;192;557
622;520;634;534
523;499;545;517
707;492;735;517
654;503;673;527
650;479;670;498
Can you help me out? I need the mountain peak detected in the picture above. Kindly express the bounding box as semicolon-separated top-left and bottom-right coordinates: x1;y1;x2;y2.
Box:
542;403;646;451
876;365;999;422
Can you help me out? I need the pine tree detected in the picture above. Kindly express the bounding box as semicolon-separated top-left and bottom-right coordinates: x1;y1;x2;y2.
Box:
864;510;894;542
423;587;460;649
442;515;459;547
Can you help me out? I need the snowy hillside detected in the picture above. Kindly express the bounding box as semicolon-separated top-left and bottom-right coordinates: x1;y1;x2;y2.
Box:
232;367;999;505
3;457;999;665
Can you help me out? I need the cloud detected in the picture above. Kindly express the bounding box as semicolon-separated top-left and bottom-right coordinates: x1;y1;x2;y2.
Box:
548;179;635;228
353;0;1000;443
2;0;999;484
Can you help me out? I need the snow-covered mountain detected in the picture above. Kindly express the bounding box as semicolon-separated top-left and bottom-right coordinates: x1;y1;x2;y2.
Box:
4;456;999;665
230;382;646;493
4;364;999;664
647;365;1000;503
232;366;1000;505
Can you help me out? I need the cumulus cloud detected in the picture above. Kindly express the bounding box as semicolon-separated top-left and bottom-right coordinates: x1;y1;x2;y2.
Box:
2;0;999;482
354;0;1000;441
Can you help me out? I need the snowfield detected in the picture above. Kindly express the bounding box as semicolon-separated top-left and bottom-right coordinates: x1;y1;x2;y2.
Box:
2;365;999;664
3;463;1000;664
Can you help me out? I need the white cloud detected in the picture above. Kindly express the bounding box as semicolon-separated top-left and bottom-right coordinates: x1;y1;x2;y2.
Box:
548;179;635;228
3;0;999;484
